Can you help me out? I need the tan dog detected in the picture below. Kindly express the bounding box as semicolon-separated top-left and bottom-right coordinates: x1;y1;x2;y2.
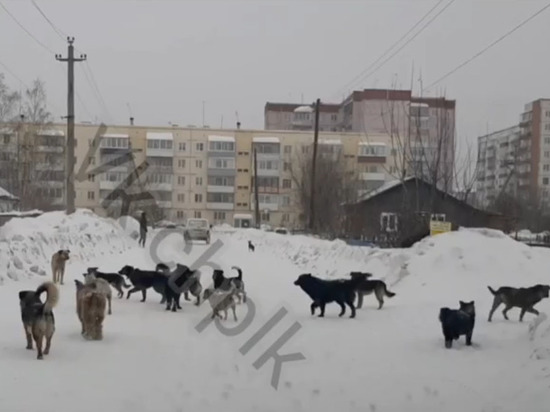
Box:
51;250;70;285
84;273;113;315
203;287;238;321
74;280;107;340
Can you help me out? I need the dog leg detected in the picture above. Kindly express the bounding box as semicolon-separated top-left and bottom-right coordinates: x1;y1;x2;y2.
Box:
502;305;512;321
310;302;317;316
126;287;140;300
465;331;473;346
232;305;238;321
375;289;384;309
337;301;346;317
318;303;326;318
487;297;501;322
522;306;540;321
24;326;33;350
346;298;356;319
60;268;65;285
184;291;191;301
108;296;112;315
445;338;452;349
44;335;53;355
356;292;363;309
34;333;44;360
141;289;147;303
242;291;247;303
195;294;200;306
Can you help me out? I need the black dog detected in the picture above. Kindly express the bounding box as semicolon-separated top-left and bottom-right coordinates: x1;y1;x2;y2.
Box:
439;301;476;349
118;265;179;311
293;273;362;318
157;263;202;307
212;266;246;303
487;284;550;322
86;267;131;298
248;241;255;252
349;272;396;309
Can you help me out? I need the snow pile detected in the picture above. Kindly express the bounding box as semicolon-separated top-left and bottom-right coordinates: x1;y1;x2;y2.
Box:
117;215;140;239
0;209;135;284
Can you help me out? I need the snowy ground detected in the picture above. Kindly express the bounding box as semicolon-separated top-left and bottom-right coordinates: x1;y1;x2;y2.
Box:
1;211;550;412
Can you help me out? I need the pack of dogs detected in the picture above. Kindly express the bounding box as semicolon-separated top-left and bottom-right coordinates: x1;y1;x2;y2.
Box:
16;243;550;360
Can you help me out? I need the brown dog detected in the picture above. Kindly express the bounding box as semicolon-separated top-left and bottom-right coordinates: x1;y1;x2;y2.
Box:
74;280;107;340
51;250;70;285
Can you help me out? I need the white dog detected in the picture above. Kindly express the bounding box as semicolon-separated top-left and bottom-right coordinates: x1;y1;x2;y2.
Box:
203;286;238;321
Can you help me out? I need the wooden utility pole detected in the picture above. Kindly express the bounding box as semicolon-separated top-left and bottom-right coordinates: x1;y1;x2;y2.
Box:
309;98;321;232
253;147;260;228
56;37;87;214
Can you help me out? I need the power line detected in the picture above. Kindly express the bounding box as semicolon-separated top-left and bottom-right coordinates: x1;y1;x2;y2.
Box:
424;2;550;91
0;59;26;87
345;0;456;94
0;1;55;53
83;62;113;122
31;0;67;40
334;0;446;98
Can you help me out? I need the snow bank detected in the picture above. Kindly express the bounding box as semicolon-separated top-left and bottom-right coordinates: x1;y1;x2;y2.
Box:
0;209;135;284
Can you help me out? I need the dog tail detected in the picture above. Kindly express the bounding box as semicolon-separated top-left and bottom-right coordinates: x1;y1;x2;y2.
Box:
36;281;59;313
156;263;170;273
231;266;243;280
385;287;396;298
487;286;498;295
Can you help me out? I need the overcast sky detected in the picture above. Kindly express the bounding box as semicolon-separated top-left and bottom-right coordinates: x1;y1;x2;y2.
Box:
1;0;550;150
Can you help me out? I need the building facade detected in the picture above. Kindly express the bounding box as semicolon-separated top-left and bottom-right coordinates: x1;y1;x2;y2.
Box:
476;99;550;209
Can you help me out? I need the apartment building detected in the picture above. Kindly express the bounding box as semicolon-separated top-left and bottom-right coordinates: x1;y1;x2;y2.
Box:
266;89;456;190
476;99;550;209
0;125;66;209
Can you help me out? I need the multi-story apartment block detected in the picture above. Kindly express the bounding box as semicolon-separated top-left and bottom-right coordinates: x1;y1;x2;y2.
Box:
266;89;456;190
0;125;66;209
476;99;550;209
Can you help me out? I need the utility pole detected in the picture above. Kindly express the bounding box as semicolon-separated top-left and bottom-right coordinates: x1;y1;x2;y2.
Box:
56;37;86;215
309;98;321;232
253;147;260;228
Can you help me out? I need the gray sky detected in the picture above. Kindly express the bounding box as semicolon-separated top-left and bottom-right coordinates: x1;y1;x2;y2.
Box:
1;0;550;150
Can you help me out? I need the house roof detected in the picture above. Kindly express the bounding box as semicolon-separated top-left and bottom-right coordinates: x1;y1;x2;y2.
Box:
353;177;415;203
0;186;19;201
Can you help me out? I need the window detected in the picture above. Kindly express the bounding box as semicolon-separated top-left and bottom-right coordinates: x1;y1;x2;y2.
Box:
194;194;203;203
282;196;290;206
254;143;279;154
208;158;235;169
359;144;387;157
282;213;290;222
545;124;550;131
207;193;234;203
178;142;186;151
87;191;95;200
261;212;270;222
284;145;292;154
194;211;202;218
431;213;446;222
146;173;173;185
88;174;95;182
147;139;173;150
545;137;550;145
301;146;310;154
178;159;186;168
196;160;203;168
369;165;378;173
177;193;185;202
282;179;291;189
258;160;279;171
284;162;291;172
178;176;185;185
208;176;235;186
545;152;550;159
3;135;10;144
209;141;235;152
544;165;550;172
196;177;203;186
331;114;337;122
214;212;226;220
380;212;398;232
546;111;550;118
196;143;204;152
176;210;185;219
544;178;549;185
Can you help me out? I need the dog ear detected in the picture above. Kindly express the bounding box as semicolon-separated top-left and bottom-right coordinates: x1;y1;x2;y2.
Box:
459;300;465;306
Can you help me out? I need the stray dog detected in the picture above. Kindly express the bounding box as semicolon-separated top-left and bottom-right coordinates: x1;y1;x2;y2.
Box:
119;265;179;311
349;272;396;309
51;249;70;285
439;301;476;349
248;240;255;252
157;263;202;309
75;280;107;340
293;273;362;318
212;266;246;303
87;267;131;298
19;282;59;359
487;284;550;322
83;273;113;315
203;286;238;321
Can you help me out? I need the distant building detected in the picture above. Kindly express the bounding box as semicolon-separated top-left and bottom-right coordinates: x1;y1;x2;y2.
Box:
0;185;19;213
264;103;340;132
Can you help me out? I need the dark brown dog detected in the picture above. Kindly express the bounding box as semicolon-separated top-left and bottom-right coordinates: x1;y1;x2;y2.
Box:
487;284;550;322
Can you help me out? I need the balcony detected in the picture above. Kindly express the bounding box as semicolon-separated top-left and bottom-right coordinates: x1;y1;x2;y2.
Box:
250;194;279;211
100;180;123;191
99;134;130;150
207;185;234;193
256;168;280;177
148;182;173;192
207;202;234;210
156;201;173;209
146;132;174;157
35;146;64;153
207;167;236;177
253;138;281;160
208;136;236;157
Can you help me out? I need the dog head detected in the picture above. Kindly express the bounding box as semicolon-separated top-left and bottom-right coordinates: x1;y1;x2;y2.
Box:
535;284;550;298
294;273;313;286
57;249;70;260
459;300;475;316
118;265;134;276
83;272;98;285
74;279;85;292
18;290;35;302
203;288;214;300
87;267;99;275
349;272;373;281
212;269;225;279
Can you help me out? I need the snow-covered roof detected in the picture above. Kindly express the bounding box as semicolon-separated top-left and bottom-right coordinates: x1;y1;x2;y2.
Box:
234;213;253;219
146;132;173;141
101;133;129;139
208;135;235;142
294;105;313;113
0;186;19;200
358;142;387;147
253;137;280;144
319;139;342;145
37;129;64;136
354;177;415;203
